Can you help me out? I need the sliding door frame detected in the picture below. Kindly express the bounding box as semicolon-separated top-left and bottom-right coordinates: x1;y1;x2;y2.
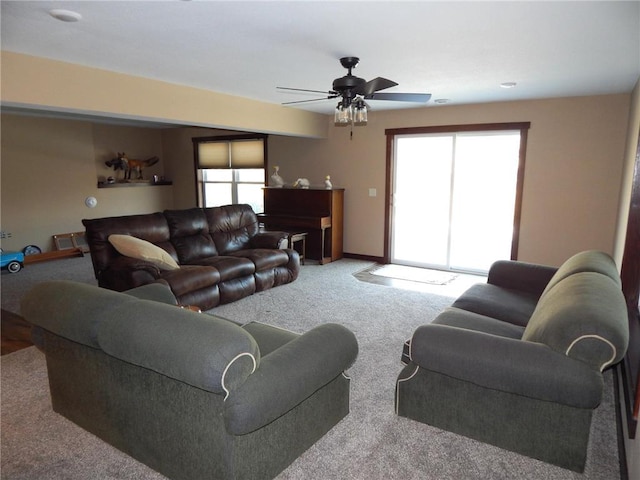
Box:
384;122;530;264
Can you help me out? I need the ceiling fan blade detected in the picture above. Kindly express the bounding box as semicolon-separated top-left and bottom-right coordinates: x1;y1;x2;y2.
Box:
277;86;335;95
282;97;336;105
357;77;398;96
364;92;432;103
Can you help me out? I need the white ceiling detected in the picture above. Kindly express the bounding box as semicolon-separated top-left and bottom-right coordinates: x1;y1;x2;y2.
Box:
2;0;639;120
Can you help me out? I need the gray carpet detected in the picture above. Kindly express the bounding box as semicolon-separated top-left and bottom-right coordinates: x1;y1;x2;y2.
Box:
1;255;98;314
1;257;621;479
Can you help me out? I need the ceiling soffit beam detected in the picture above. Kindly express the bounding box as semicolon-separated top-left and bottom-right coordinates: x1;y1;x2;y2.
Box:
0;51;328;139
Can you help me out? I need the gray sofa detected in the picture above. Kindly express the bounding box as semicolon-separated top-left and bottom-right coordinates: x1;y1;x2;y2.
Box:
22;280;358;480
396;250;629;472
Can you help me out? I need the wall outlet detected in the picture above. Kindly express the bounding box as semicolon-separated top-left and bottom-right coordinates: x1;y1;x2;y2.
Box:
368;188;377;197
0;231;12;239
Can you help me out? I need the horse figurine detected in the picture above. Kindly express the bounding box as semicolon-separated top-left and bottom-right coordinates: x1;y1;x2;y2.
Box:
105;153;160;180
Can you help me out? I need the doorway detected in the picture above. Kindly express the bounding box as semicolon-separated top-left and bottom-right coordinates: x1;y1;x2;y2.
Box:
385;123;530;274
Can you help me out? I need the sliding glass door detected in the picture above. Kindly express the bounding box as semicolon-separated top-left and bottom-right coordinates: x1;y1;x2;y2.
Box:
392;135;453;267
391;129;523;274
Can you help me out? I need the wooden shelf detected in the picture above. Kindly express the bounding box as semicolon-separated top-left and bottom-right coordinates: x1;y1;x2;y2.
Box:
24;248;84;264
98;181;172;188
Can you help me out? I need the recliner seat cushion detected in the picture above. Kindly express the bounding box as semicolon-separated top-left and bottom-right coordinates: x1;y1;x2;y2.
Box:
230;249;290;271
159;265;220;297
192;256;255;281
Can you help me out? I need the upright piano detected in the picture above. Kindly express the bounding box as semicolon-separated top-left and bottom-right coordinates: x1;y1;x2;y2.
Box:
258;187;344;264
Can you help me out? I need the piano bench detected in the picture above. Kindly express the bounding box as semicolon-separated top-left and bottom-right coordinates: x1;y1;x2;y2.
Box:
288;232;308;265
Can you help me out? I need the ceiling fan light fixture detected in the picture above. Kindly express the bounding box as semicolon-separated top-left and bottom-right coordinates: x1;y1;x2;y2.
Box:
334;102;352;127
353;99;368;126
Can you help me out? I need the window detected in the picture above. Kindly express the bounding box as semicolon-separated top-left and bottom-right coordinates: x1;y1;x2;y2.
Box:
193;134;267;213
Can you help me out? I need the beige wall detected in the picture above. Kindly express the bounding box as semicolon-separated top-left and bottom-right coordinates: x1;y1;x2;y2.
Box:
0;115;177;252
271;94;631;266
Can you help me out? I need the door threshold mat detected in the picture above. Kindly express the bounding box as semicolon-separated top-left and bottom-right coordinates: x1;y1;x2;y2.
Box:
360;264;458;285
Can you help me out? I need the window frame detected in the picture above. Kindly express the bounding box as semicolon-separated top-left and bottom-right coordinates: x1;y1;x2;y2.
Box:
192;134;268;208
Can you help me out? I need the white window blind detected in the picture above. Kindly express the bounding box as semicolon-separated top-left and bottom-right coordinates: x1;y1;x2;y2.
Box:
196;138;264;169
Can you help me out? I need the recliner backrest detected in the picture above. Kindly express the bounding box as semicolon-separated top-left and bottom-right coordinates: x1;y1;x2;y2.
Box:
205;204;260;254
164;208;218;263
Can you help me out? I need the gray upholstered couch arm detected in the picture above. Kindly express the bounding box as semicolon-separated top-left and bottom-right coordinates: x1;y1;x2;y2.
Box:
409;324;603;409
487;260;557;296
224;323;358;435
124;282;178;305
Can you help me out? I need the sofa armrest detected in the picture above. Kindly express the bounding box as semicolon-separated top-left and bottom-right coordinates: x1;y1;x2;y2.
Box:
409;324;602;409
250;231;289;249
487;260;557;296
124;282;178;305
98;256;163;290
107;255;163;277
224;323;358;435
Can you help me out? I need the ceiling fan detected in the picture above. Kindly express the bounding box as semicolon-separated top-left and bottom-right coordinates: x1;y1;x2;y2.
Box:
277;56;431;124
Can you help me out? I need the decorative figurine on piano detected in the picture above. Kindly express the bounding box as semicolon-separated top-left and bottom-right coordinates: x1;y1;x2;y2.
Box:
293;178;310;189
325;175;333;189
270;166;285;187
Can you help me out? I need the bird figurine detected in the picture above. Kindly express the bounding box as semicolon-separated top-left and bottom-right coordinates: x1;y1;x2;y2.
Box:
293;178;310;189
324;175;333;189
270;166;285;187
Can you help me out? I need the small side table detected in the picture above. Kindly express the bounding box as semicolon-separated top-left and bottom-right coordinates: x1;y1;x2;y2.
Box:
288;232;308;265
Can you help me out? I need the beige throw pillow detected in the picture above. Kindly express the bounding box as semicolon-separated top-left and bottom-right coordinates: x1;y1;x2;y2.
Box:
108;234;179;270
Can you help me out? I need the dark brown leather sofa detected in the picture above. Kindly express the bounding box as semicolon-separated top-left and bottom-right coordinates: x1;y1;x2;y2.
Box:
83;204;299;310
